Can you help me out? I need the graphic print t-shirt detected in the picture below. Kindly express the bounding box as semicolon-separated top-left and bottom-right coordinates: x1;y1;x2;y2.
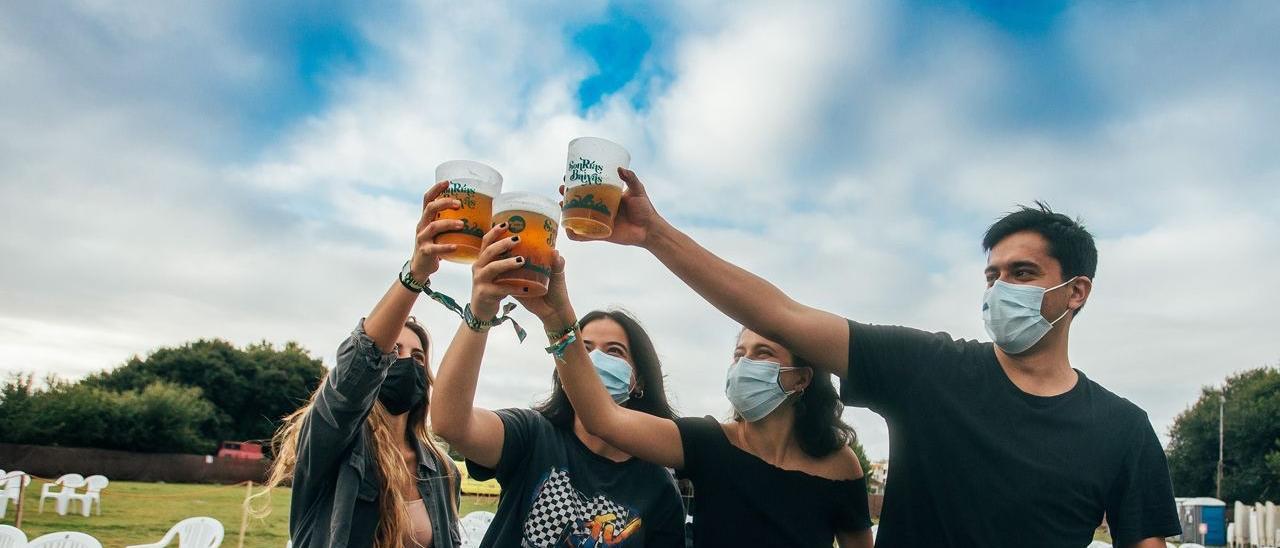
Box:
467;408;686;548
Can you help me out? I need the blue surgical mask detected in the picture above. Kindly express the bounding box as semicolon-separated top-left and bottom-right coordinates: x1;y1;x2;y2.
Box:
725;357;804;422
982;277;1076;354
588;349;634;404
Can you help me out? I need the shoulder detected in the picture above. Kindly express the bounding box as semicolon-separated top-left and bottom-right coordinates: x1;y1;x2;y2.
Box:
1081;374;1149;425
494;407;557;436
673;415;725;440
813;445;863;482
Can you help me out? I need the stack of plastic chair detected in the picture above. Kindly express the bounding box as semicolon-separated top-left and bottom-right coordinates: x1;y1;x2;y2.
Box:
1237;501;1251;547
27;531;103;548
126;517;224;548
0;525;28;548
38;474;86;516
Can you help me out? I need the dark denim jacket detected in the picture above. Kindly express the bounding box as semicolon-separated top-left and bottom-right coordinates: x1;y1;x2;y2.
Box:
288;320;461;548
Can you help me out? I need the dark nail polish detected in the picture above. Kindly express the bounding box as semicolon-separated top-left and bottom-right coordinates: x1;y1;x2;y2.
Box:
499;223;508;229
516;257;525;263
511;236;519;242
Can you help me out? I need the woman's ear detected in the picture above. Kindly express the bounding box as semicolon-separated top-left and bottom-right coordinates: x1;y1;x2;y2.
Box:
788;368;814;393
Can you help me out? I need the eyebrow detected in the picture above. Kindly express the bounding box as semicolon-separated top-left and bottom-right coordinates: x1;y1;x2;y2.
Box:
986;260;1042;274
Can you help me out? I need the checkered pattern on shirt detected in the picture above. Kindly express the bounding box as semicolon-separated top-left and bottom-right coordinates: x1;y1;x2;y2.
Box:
521;467;634;547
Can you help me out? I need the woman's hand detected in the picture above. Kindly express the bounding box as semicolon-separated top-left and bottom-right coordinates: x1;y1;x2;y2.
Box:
469;222;524;319
514;251;574;329
411;180;464;281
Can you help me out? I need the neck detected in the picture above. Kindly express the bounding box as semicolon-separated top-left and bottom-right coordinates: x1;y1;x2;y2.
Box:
388;412;414;450
574;418;631;463
994;322;1078;396
739;404;800;465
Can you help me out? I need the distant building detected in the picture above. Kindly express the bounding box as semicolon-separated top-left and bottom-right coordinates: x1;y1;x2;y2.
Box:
868;459;889;494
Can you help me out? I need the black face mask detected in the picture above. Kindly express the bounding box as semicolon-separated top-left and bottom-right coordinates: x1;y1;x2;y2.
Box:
378;357;427;415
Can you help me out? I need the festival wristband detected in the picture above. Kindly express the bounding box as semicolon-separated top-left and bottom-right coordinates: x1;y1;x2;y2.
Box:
544;323;580;363
422;289;527;342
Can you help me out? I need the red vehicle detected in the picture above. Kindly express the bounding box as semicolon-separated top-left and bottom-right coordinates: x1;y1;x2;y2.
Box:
216;441;264;460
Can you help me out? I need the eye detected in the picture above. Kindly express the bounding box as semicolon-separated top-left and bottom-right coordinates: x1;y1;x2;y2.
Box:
608;348;624;357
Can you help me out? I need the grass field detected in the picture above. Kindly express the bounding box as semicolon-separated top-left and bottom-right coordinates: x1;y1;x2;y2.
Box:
3;481;499;547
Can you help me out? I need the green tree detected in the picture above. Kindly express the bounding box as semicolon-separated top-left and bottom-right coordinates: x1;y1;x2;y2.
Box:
0;376;218;453
1166;365;1280;502
83;339;325;452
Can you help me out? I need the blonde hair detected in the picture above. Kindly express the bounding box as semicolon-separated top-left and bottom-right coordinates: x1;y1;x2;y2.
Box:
251;320;457;547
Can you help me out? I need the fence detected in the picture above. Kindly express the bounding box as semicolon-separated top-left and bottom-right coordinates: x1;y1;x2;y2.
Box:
0;443;269;484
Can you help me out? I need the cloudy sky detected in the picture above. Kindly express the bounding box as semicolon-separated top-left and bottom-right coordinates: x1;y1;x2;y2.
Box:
2;0;1277;461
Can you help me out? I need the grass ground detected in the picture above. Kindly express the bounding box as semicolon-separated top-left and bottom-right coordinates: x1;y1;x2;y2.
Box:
3;481;499;547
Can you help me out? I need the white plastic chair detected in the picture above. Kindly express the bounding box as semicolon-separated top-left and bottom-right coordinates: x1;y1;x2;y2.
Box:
0;525;28;548
126;517;224;548
28;531;103;548
0;471;32;519
68;475;109;517
39;474;86;515
460;511;495;548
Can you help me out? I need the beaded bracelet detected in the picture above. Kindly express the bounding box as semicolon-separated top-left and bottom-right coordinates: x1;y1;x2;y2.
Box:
544;323;580;363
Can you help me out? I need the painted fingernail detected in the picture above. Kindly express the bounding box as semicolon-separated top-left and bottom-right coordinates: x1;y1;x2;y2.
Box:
498;222;508;229
516;257;525;264
511;236;519;242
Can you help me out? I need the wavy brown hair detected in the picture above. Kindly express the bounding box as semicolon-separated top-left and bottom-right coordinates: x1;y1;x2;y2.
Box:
250;319;456;547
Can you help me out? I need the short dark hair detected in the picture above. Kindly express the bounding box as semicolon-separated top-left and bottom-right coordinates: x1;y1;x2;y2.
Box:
533;309;677;428
983;201;1097;282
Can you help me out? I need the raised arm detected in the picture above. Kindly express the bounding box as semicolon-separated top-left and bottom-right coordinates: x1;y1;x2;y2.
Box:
429;224;524;469
565;168;850;379
514;254;684;469
297;181;458;473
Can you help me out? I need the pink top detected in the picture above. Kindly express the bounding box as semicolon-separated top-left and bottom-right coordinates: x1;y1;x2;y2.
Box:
404;498;434;547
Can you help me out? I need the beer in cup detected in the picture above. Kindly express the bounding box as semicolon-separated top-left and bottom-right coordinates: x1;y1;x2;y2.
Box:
434;160;503;263
561;137;630;239
492;191;560;296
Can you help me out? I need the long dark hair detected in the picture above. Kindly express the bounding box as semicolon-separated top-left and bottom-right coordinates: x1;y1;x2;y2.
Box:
733;329;856;459
533;309;677;427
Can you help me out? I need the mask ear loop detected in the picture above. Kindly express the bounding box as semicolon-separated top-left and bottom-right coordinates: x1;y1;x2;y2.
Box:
1046;277;1079;326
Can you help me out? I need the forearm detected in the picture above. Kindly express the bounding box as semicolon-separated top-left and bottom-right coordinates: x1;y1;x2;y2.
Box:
644;219;850;377
644;219;797;340
430;322;491;441
552;333;627;436
364;280;421;353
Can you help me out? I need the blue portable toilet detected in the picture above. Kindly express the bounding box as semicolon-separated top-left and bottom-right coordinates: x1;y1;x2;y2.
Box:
1178;497;1226;546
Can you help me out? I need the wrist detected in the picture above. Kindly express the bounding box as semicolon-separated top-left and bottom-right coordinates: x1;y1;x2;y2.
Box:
538;309;576;331
400;260;431;293
641;216;676;252
470;296;501;320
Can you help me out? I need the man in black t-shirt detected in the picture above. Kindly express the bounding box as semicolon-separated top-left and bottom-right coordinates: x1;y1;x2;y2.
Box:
566;168;1182;548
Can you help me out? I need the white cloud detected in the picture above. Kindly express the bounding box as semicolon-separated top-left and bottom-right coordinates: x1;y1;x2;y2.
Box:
2;0;1277;463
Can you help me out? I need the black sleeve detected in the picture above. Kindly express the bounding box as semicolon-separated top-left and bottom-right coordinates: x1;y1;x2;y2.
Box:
1104;418;1182;547
464;407;541;484
673;416;722;480
842;320;973;415
832;477;873;532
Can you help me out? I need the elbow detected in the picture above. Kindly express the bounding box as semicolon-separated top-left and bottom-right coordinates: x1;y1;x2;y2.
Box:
429;407;462;443
578;408;624;444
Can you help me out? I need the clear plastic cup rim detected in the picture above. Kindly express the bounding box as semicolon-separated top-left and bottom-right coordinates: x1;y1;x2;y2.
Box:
435;160;503;195
492;191;561;221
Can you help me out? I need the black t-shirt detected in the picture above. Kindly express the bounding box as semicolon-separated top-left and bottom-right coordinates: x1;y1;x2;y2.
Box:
843;321;1182;547
674;415;872;547
466;408;686;548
